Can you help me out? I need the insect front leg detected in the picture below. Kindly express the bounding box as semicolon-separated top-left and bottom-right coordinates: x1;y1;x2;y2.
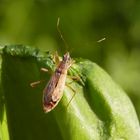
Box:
40;68;49;72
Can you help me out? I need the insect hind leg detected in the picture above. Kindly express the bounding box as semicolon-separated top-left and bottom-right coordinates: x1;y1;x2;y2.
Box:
65;83;77;108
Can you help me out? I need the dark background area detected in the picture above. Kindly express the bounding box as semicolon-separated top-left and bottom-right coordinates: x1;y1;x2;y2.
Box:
0;0;140;120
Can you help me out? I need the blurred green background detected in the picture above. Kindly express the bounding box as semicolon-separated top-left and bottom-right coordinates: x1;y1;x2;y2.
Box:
0;0;140;121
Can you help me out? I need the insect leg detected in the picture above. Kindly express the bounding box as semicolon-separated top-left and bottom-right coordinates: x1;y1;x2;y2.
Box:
40;68;49;72
40;67;54;75
66;75;81;85
65;83;77;108
52;51;61;66
30;80;46;88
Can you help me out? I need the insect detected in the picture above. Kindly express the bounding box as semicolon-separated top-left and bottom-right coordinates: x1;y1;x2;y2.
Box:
30;18;76;113
42;52;73;113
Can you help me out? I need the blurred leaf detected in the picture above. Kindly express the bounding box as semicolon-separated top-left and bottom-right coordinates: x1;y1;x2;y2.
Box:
1;45;140;140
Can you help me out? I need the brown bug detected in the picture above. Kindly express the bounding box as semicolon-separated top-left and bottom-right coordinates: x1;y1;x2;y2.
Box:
42;52;73;112
30;18;76;113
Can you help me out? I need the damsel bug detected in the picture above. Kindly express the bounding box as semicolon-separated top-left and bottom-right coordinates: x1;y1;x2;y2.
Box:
31;18;76;113
42;18;78;112
43;52;73;112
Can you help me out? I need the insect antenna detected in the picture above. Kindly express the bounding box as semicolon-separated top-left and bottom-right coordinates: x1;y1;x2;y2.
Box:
57;17;69;52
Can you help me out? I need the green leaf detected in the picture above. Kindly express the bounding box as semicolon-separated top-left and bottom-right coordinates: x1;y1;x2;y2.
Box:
1;45;140;140
0;53;10;140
